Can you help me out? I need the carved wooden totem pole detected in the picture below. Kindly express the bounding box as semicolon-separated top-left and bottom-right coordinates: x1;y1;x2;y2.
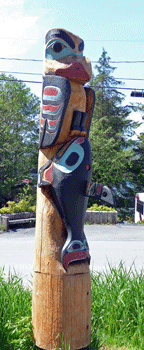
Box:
32;28;114;350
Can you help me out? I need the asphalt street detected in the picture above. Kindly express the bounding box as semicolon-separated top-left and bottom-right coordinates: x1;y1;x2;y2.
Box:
0;224;144;286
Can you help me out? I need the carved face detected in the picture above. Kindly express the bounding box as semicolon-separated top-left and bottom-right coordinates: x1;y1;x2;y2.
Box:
44;28;92;84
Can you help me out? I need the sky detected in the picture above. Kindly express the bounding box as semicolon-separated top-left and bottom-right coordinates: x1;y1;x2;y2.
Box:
1;0;144;136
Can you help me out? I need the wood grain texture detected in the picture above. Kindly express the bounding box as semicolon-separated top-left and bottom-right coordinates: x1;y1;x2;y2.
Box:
32;262;91;350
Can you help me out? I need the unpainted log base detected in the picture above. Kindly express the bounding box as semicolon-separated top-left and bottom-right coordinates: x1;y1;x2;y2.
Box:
32;261;91;350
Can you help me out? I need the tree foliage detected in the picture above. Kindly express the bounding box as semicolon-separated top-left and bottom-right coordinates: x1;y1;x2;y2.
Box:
131;105;144;192
0;74;40;206
89;49;142;216
130;132;144;193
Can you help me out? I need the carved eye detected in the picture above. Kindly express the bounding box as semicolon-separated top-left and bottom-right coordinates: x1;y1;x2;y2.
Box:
50;42;66;53
65;152;79;166
102;191;107;198
71;242;82;250
67;241;83;252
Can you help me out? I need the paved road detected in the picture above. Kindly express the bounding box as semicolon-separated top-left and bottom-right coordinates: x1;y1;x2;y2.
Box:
0;224;144;286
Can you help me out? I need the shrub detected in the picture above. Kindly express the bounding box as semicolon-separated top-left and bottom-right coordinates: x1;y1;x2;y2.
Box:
87;203;115;211
0;200;36;214
18;183;36;206
137;220;144;224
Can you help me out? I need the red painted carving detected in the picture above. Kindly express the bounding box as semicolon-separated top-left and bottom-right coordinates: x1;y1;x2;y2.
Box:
44;86;59;96
55;62;89;81
44;164;53;184
43;104;61;112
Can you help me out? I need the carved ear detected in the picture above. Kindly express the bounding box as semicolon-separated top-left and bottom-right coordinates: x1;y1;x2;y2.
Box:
84;87;95;137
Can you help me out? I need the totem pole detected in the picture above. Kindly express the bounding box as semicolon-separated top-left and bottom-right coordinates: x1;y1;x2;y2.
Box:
32;28;114;350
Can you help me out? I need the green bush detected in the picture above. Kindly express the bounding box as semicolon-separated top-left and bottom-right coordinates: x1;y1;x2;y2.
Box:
87;203;115;211
137;220;144;224
0;200;36;214
117;214;135;223
18;183;36;206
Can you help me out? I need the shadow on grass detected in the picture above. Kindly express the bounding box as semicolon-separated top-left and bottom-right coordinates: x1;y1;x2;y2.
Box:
84;334;102;350
0;335;13;350
34;331;101;350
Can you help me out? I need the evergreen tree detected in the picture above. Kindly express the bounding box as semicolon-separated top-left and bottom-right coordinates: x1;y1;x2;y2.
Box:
131;132;144;193
131;105;144;193
0;74;40;206
89;49;140;217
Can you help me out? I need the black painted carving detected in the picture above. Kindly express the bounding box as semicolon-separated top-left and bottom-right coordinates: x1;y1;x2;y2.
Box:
71;111;81;131
78;40;84;52
86;182;114;204
71;111;87;132
45;28;75;49
39;75;71;148
38;136;92;269
80;112;87;132
84;87;95;136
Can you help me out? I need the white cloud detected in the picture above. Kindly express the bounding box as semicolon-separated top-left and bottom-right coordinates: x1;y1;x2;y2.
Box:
0;0;39;56
0;0;23;7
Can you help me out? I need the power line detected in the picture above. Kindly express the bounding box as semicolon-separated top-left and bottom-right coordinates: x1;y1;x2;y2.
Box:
1;70;42;76
1;57;144;64
85;39;144;42
0;57;43;62
0;78;42;84
0;77;144;91
0;37;39;41
90;86;144;91
117;78;144;81
92;60;144;64
1;37;144;43
1;70;144;82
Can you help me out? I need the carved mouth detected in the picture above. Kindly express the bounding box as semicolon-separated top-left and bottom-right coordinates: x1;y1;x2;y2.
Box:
42;104;61;114
41;117;58;130
63;249;90;270
55;62;89;81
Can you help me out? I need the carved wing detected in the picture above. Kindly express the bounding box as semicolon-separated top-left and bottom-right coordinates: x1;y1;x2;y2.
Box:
39;75;71;148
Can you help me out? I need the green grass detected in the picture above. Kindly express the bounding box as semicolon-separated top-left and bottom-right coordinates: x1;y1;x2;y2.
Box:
91;262;144;350
0;263;144;350
0;267;34;350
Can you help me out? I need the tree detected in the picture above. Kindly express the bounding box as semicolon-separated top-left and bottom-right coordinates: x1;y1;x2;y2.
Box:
130;105;144;193
89;49;140;216
0;74;40;206
130;132;144;195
